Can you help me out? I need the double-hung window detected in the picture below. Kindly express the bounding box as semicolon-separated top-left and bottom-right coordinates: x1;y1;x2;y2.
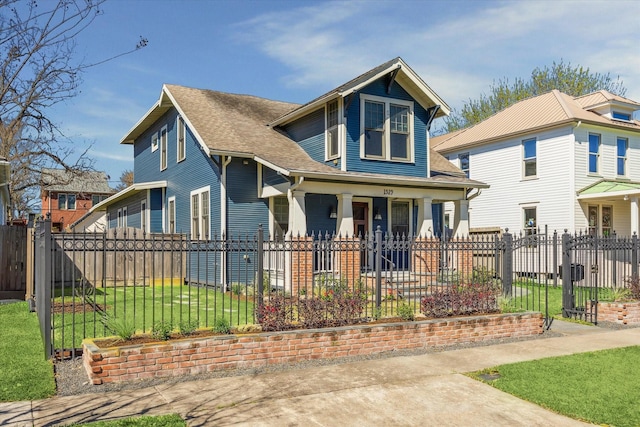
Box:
588;133;600;174
160;126;168;171
458;153;469;178
617;137;628;176
523;207;536;235
523;138;536;178
190;186;210;240
326;100;339;159
361;95;413;162
117;207;127;228
177;116;186;162
272;196;289;240
58;193;76;210
168;197;176;234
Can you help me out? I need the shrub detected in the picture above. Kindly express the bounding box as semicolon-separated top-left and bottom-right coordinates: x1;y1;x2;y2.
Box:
101;315;136;341
421;281;501;318
231;284;244;296
396;303;415;321
178;319;199;335
298;297;329;328
255;294;292;331
624;275;640;300
151;320;173;341
212;317;231;334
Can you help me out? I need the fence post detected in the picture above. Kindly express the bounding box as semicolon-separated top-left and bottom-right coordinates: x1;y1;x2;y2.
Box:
633;233;638;278
561;231;573;318
501;229;512;296
375;226;382;309
257;225;264;309
34;218;52;359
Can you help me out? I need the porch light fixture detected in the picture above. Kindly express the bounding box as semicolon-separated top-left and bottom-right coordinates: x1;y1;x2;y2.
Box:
374;208;382;220
329;206;337;219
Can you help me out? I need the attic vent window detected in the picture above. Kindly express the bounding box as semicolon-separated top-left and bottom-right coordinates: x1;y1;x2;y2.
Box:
612;111;631;121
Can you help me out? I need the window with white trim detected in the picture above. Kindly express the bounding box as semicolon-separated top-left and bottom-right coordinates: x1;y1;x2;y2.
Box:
617;137;628;176
117;206;127;228
168;197;176;234
522;138;536;178
140;200;147;233
151;132;159;152
588;133;600;174
190;187;210;240
523;207;536;235
360;95;413;162
326;100;339;159
160;125;168;171
177;116;186;162
589;205;613;236
58;193;76;210
458;153;469;178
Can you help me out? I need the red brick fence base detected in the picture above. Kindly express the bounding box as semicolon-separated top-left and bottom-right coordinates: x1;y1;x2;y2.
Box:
83;312;543;385
592;301;640;325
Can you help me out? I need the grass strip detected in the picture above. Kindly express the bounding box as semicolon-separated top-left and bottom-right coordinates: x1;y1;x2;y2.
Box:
0;302;56;402
64;413;186;426
469;346;640;427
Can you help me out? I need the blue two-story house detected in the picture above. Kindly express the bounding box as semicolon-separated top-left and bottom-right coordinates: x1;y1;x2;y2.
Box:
80;58;487;285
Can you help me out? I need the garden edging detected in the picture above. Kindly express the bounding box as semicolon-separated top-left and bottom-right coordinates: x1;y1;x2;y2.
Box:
83;312;543;385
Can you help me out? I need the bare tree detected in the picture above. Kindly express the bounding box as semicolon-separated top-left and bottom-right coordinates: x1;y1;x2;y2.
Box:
0;0;147;217
114;169;133;191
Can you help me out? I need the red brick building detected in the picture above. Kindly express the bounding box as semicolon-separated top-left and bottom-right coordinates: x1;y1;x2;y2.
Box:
41;169;115;232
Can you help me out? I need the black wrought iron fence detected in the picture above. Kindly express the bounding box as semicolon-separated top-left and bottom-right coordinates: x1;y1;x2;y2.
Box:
33;218;640;359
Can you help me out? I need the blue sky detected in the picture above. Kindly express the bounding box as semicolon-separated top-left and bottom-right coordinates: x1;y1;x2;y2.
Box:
50;0;640;186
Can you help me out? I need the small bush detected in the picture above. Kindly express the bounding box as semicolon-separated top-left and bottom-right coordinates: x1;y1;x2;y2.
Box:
102;315;136;341
151;320;173;341
212;317;231;334
421;281;501;318
396;303;415;321
178;319;199;336
255;294;292;331
624;275;640;300
231;284;244;296
298;297;329;328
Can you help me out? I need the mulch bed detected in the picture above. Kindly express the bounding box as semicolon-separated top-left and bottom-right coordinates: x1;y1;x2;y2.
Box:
52;301;106;314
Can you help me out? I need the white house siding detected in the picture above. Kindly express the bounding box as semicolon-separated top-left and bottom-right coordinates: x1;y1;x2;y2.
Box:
573;124;640;236
445;126;575;235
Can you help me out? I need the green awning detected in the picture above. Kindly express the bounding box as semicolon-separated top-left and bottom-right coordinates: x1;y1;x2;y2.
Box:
578;180;640;199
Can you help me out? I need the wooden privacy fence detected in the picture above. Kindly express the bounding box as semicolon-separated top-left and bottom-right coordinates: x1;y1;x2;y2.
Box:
0;225;31;299
52;227;186;287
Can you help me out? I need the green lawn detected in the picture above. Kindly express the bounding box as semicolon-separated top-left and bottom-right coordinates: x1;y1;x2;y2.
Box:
506;281;563;318
469;346;640;427
52;284;255;348
0;302;56;402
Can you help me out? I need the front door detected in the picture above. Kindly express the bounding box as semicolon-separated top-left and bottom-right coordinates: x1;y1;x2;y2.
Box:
353;202;368;237
353;202;369;269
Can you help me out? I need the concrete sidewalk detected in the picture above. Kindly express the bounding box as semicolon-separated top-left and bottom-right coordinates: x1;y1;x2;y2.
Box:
1;322;639;427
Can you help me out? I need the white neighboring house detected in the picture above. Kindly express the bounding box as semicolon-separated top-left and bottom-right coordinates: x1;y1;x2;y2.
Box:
0;157;9;225
432;90;640;237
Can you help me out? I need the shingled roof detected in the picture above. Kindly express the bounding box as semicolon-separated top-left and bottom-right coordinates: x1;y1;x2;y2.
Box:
41;169;114;194
431;89;640;153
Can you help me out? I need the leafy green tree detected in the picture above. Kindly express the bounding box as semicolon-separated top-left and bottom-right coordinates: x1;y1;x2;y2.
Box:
440;60;627;134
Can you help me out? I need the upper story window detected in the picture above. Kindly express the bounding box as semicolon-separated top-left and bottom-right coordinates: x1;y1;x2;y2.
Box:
588;133;600;174
617;137;628;176
326;100;339;159
360;94;413;162
160;126;168;171
151;132;159;152
458;153;469;178
191;186;210;240
523;138;537;178
92;195;108;206
177;116;186;162
58;193;76;210
612;111;632;121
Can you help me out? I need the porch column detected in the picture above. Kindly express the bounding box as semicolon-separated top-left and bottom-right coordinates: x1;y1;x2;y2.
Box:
453;199;470;237
289;190;307;237
337;193;354;237
631;197;639;236
417;197;434;237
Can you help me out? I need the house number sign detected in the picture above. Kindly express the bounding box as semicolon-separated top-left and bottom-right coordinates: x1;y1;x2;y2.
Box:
383;189;394;196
